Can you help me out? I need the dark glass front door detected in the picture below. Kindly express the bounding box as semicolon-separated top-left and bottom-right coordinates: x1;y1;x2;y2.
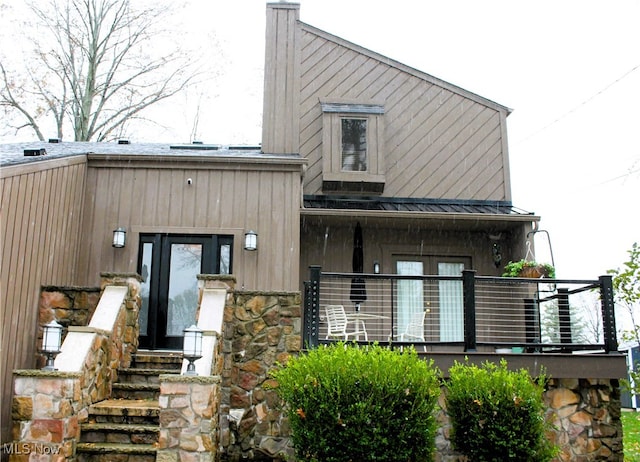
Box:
137;234;232;350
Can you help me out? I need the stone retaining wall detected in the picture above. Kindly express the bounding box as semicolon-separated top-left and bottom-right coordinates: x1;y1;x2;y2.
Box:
435;378;623;461
36;285;101;368
216;288;623;461
545;378;622;461
219;291;302;461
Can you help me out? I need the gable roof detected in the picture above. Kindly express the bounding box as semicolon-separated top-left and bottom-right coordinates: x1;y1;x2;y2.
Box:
299;21;512;116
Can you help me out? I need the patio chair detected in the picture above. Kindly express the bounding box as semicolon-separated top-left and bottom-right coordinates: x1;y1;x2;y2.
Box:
325;305;368;341
394;310;426;342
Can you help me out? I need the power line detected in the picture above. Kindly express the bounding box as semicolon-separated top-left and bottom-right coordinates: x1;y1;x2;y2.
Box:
598;166;640;186
515;63;640;145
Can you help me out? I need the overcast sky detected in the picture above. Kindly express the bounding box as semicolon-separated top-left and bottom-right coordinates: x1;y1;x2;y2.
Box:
2;0;639;280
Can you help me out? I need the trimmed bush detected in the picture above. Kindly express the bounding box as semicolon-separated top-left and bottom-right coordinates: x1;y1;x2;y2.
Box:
270;343;440;462
446;359;556;462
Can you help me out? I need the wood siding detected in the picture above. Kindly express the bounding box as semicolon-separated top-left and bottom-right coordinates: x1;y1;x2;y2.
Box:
298;26;512;201
262;3;301;155
0;156;86;442
76;156;303;292
300;220;525;285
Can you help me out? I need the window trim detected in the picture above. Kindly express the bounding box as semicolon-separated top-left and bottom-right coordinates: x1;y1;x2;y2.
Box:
320;99;386;194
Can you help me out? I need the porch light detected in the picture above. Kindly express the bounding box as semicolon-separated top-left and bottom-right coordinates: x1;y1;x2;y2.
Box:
244;230;257;251
373;260;380;274
112;227;126;248
41;320;63;371
183;324;203;376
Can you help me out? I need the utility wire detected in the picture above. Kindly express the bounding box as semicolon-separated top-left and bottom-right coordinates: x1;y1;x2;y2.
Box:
598;166;640;185
515;63;640;145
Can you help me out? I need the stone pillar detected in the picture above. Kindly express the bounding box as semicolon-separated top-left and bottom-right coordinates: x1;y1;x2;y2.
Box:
100;272;142;368
157;375;221;462
10;372;82;461
197;275;237;376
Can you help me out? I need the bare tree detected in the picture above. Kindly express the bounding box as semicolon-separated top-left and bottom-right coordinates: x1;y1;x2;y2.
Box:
0;0;200;141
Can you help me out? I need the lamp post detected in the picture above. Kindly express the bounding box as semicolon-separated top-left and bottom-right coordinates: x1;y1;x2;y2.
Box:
183;324;203;376
42;320;63;371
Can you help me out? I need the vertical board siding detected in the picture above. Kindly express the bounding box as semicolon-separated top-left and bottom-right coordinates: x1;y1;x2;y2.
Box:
77;162;301;292
0;159;86;444
262;4;300;154
299;28;509;201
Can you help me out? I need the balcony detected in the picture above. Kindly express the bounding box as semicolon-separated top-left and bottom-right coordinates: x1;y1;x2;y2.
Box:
303;266;626;379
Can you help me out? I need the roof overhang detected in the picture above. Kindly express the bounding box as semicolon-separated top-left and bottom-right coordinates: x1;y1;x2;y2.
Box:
301;195;539;232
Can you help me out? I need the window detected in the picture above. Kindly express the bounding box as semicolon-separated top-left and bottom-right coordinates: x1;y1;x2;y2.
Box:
341;118;367;171
321;99;385;193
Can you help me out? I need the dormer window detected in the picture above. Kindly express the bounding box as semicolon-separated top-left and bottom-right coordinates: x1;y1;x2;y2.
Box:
341;118;367;172
321;99;385;194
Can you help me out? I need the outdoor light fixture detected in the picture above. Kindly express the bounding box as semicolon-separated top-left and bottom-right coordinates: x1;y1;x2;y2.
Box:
41;320;63;371
244;230;257;251
183;324;203;376
488;233;503;268
373;260;380;274
112;227;126;248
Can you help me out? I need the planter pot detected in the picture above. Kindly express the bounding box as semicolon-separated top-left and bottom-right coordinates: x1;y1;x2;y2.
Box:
518;265;548;278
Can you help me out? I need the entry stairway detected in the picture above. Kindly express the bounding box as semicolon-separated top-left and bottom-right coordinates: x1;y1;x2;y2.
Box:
76;351;183;462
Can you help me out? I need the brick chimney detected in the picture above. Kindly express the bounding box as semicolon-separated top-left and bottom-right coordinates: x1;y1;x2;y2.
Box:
261;2;301;155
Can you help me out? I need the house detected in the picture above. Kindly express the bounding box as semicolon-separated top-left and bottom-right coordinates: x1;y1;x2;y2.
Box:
1;2;627;460
620;344;640;409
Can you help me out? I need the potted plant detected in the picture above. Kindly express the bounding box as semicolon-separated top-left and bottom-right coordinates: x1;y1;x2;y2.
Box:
502;259;555;278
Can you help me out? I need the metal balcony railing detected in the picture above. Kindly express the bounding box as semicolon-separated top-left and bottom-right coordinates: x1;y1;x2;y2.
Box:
303;266;617;354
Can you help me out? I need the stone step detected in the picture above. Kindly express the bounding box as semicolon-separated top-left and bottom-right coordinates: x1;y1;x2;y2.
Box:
112;382;160;400
89;399;159;425
80;423;159;445
133;350;183;370
76;442;157;462
117;368;180;384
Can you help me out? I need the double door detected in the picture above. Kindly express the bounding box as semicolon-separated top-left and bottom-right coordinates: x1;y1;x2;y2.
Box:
395;256;470;342
137;234;232;350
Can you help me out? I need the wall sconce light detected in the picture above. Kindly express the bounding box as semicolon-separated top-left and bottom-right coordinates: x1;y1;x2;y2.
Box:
42;320;63;371
183;324;203;376
488;233;503;268
244;230;257;251
373;260;380;274
112;227;126;248
492;242;502;268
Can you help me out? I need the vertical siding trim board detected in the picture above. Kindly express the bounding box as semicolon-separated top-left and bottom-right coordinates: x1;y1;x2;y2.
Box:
499;115;513;201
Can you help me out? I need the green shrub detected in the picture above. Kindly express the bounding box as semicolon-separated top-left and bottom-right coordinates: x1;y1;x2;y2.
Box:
270;343;440;462
446;359;556;462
